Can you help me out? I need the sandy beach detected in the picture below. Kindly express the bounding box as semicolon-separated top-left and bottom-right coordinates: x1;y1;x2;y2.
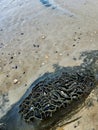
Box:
0;0;98;130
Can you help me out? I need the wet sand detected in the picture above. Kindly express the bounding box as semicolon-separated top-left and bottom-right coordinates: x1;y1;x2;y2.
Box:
0;0;98;129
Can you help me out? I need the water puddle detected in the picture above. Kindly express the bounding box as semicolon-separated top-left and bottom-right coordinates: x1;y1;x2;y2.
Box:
40;0;52;7
40;0;76;17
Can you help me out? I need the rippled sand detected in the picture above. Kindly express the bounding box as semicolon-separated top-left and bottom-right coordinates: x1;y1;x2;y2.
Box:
0;0;98;130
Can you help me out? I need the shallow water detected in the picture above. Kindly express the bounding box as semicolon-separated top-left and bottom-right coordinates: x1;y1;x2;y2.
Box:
40;0;52;7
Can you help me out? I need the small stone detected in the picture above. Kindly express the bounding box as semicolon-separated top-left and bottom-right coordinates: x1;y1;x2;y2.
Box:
15;66;18;69
37;45;39;48
42;62;45;65
13;79;18;84
25;84;27;86
10;56;13;59
9;61;12;64
6;75;9;77
33;44;36;47
59;53;63;56
73;57;77;61
41;35;46;39
21;33;24;35
52;5;57;9
23;72;25;74
18;52;21;55
45;55;49;59
12;66;15;69
30;107;33;111
73;39;77;41
73;44;75;47
55;51;58;53
74;121;80;128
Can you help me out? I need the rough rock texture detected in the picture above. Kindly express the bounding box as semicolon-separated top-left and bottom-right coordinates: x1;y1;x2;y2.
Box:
19;66;96;130
0;49;98;130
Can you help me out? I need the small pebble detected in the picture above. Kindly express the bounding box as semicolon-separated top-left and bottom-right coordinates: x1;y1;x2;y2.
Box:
45;55;49;59
21;33;24;35
6;75;9;77
10;56;13;59
74;121;80;128
9;61;12;64
25;84;27;86
33;44;39;48
13;79;18;84
73;44;76;47
73;57;77;61
33;44;36;47
18;52;21;55
55;51;58;53
37;45;39;48
23;72;25;74
42;62;45;65
59;53;63;56
15;66;18;69
41;35;46;39
73;39;77;41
